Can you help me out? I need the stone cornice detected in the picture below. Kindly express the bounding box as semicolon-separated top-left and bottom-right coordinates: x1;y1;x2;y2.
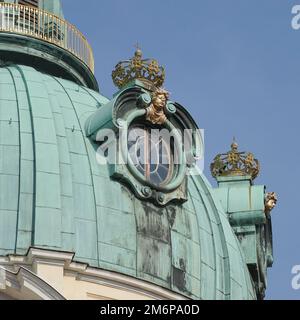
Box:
1;247;187;300
2;266;65;300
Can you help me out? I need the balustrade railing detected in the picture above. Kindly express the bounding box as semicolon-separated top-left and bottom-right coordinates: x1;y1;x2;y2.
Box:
0;3;95;73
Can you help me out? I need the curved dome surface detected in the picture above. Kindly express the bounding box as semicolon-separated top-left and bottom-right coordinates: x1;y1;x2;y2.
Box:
0;64;255;299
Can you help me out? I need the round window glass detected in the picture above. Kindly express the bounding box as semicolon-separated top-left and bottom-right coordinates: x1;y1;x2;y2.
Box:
128;125;174;186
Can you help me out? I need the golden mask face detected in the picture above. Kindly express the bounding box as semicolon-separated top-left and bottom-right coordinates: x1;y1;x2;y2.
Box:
152;93;167;110
266;199;277;211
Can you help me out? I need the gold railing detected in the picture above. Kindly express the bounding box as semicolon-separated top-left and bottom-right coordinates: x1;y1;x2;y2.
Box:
0;3;95;73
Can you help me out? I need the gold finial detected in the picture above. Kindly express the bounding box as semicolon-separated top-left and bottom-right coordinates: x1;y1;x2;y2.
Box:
210;140;260;181
231;137;238;151
134;42;142;55
112;47;166;89
133;42;143;59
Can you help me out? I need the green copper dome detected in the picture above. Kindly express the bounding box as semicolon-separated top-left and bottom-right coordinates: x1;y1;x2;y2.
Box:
0;0;275;301
0;64;257;299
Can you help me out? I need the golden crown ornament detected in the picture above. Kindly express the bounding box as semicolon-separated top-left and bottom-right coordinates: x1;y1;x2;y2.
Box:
210;140;260;181
112;48;165;89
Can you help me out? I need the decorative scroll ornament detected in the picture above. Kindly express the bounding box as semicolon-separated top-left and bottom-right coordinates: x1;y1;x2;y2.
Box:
112;48;165;89
265;192;278;214
146;88;169;125
210;140;260;181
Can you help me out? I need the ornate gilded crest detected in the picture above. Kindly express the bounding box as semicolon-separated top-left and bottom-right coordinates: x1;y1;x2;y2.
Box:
112;48;165;89
112;48;172;126
210;140;260;181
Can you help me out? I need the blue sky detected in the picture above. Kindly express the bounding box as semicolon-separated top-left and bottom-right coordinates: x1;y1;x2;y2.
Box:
62;0;300;300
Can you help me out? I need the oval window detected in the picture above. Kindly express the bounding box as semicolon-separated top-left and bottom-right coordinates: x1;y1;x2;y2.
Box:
127;125;174;187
